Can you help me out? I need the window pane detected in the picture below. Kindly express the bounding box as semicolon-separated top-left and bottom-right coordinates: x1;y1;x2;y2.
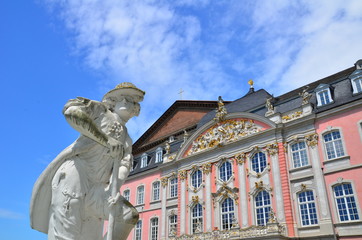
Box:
334;183;359;222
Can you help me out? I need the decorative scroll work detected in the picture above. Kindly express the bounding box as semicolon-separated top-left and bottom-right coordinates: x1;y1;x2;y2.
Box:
306;133;318;148
266;143;279;156
179;170;187;181
186;119;263;156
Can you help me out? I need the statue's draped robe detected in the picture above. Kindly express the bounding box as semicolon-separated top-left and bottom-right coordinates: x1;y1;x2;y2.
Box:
30;100;138;240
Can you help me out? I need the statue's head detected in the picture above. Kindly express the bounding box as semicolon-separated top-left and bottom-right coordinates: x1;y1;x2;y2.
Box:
103;82;145;120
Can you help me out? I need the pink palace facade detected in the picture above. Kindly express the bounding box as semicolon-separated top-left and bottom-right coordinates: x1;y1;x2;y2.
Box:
121;60;362;240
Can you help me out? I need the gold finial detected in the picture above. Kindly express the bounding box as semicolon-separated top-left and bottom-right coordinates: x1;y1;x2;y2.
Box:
248;79;254;87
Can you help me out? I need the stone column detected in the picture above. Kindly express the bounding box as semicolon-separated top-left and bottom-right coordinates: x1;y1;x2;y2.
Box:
179;170;187;235
266;143;286;223
306;133;331;219
160;177;168;240
202;163;212;232
235;153;248;227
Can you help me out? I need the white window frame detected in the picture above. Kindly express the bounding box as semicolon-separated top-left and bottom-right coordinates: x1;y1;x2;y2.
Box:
169;214;177;236
123;189;130;201
290;141;309;168
169;177;178;198
322;129;346;160
220;197;235;230
333;182;360;222
254;190;271;226
155;147;163;163
137;185;145;205
315;84;333;107
298;190;318;226
251;151;267;173
140;153;148;168
191;169;202;188
152;181;161;201
191;203;203;234
350;69;362;94
134;220;142;240
219;161;232;182
150;217;159;240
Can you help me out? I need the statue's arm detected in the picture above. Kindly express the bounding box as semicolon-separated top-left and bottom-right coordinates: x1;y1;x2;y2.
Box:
62;98;111;147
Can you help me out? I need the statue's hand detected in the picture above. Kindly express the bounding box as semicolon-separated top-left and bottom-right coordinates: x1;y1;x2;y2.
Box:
107;137;124;159
108;192;121;206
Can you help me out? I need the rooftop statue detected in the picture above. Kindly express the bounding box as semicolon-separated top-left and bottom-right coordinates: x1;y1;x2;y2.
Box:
30;83;145;240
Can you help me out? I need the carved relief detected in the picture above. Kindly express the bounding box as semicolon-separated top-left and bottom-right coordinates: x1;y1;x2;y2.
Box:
179;170;187;181
186;119;263;156
305;133;318;148
281;111;302;122
201;163;212;175
266;143;279;156
299;86;312;105
234;152;246;165
161;177;169;187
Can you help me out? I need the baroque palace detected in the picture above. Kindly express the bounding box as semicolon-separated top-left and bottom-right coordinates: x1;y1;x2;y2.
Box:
121;60;362;240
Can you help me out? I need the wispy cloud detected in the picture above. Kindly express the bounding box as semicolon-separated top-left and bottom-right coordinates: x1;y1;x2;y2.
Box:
44;0;362;139
0;208;25;220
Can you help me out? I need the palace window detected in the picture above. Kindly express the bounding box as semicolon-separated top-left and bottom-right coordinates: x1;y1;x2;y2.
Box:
191;170;202;188
170;177;178;198
155;147;163;163
219;161;232;182
298;191;318;226
323;131;345;160
137;186;144;205
251;152;267;173
152;181;160;201
135;220;142;240
191;203;203;233
221;198;235;230
315;84;333;107
150;218;159;240
169;215;177;236
255;190;271;226
123;189;130;201
333;183;359;222
291;142;308;168
350;68;362;94
140;153;148;168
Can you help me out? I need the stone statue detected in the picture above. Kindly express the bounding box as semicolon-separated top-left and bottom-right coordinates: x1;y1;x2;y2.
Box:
299;86;312;105
214;96;227;122
265;97;275;115
30;82;145;240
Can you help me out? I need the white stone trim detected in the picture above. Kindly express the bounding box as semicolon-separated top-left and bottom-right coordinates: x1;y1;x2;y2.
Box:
320;126;348;161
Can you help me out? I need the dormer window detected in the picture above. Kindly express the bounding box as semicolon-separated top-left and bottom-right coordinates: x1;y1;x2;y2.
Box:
155;147;163;163
140;153;148;168
350;68;362;94
315;84;333;107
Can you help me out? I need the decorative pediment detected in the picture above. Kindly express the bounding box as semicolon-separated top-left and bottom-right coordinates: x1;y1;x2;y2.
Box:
185;119;264;156
212;185;239;207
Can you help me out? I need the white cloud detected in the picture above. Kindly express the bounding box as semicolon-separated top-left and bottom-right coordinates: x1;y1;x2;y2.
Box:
44;0;362;139
0;208;24;220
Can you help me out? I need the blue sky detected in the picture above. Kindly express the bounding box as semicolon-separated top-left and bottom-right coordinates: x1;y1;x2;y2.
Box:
1;0;362;239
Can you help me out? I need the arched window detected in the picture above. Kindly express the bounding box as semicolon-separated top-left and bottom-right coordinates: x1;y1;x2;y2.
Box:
140;153;148;168
169;177;178;198
191;170;202;188
169;214;177;236
150;218;159;240
255;190;271;226
333;183;359;222
191;203;203;233
323;131;345;160
219;161;232;182
221;198;235;230
123;189;130;201
155;147;163;163
137;185;144;205
152;181;160;201
298;191;318;226
251;152;266;173
135;220;142;240
291;142;308;168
